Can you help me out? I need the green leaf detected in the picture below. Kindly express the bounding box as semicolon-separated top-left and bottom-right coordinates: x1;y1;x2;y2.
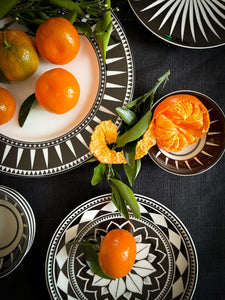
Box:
110;178;140;219
116;110;152;148
74;21;93;36
49;0;84;16
116;107;138;125
18;93;37;127
83;242;113;279
0;0;18;19
123;159;141;187
94;0;112;62
110;181;129;220
91;163;106;186
0;67;10;84
123;141;137;168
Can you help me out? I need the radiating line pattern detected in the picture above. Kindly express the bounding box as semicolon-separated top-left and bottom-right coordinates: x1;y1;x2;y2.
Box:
148;91;225;175
45;194;198;300
129;0;225;48
0;14;134;177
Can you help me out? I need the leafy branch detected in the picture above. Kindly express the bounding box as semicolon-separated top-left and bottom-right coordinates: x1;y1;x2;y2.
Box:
90;70;170;220
0;0;116;62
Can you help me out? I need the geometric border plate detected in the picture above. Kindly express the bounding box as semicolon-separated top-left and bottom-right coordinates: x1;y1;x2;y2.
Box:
0;13;134;177
148;90;225;176
128;0;225;49
45;194;198;300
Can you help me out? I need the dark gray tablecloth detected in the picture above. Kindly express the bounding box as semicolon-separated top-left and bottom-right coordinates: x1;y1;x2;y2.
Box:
0;1;225;299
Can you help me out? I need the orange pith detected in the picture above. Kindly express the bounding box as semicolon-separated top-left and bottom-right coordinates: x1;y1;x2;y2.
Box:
98;229;136;278
151;94;210;152
0;87;16;125
35;17;80;65
35;68;80;114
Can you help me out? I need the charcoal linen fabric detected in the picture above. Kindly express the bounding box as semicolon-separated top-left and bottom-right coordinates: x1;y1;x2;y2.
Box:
0;1;224;299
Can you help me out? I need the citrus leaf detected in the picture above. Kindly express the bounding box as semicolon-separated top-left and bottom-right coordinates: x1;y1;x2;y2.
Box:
83;243;113;279
123;159;141;187
0;67;10;84
116;110;152;148
18;93;37;127
116;107;138;125
74;21;93;36
0;0;18;19
123;141;137;168
110;178;140;219
110;182;129;220
49;0;84;16
91;163;106;186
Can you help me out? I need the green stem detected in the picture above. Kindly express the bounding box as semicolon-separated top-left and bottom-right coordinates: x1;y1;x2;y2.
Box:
2;31;11;48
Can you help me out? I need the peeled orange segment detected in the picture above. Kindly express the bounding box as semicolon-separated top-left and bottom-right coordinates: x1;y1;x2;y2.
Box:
152;94;210;153
89;120;156;164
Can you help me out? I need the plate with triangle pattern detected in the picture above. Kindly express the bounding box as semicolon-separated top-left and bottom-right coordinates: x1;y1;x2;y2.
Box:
128;0;225;48
45;193;198;300
0;13;134;177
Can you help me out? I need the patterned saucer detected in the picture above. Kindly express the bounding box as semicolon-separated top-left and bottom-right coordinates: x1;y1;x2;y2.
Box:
0;186;36;278
128;0;225;48
148;90;225;176
45;194;198;300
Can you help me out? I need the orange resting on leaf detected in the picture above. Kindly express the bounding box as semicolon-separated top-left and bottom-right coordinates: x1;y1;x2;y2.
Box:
98;229;136;278
0;30;39;81
0;87;16;125
35;17;80;65
35;68;80;114
151;94;210;152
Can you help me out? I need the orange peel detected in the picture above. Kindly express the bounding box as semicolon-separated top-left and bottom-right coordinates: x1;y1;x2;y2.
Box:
89;120;156;164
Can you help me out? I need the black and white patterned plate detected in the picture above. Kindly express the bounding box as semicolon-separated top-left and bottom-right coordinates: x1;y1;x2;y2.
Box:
45;194;198;300
128;0;225;48
0;13;134;177
148;90;225;175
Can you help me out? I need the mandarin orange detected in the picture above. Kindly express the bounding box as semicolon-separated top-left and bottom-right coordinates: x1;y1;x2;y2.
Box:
35;68;80;114
152;94;210;152
35;17;80;65
98;229;136;278
0;87;16;125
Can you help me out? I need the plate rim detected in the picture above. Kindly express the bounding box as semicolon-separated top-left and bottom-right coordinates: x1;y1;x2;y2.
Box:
45;193;199;300
148;89;225;176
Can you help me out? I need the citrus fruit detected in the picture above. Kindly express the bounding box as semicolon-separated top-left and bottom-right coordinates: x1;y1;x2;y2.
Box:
0;87;16;125
0;30;39;81
35;17;80;65
98;229;136;278
35;68;80;114
152;94;210;152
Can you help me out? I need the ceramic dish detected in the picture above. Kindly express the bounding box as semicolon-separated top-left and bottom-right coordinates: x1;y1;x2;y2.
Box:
0;185;36;278
45;194;198;300
148;90;225;176
128;0;225;48
0;13;134;177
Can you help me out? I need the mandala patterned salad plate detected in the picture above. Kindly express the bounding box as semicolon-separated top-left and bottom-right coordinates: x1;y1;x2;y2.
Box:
0;13;134;177
45;194;198;300
128;0;225;48
148;90;225;176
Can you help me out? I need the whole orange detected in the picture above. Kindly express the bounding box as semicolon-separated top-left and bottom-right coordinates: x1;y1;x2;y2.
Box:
0;30;39;81
98;229;136;278
35;68;80;114
35;17;80;65
0;87;16;125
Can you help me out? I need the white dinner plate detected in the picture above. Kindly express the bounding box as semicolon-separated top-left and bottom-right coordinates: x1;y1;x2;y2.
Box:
45;194;198;300
0;13;134;177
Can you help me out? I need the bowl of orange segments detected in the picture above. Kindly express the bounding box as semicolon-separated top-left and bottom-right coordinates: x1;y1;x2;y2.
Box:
148;90;225;175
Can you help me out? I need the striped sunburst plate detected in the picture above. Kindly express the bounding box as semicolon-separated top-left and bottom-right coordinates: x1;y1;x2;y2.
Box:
128;0;225;48
0;13;134;177
148;90;225;175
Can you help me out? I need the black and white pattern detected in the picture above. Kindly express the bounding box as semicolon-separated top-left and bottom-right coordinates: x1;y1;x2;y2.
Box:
128;0;225;48
0;13;134;177
0;186;36;278
148;90;225;176
45;194;198;300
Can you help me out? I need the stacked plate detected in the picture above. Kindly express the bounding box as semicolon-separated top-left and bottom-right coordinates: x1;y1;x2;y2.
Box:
0;185;36;278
